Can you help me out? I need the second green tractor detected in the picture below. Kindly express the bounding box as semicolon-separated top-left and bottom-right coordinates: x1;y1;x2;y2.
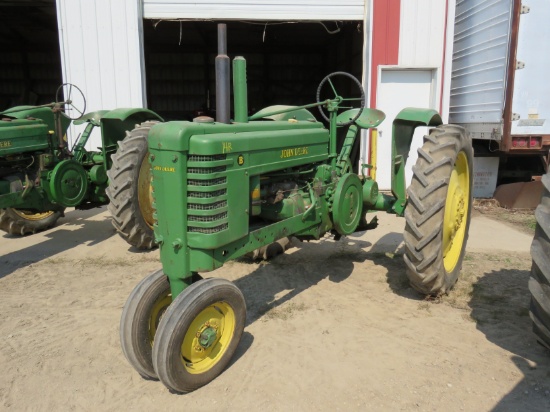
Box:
0;84;163;249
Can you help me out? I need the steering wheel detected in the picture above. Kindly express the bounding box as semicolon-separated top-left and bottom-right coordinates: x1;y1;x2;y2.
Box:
316;72;365;127
55;83;87;120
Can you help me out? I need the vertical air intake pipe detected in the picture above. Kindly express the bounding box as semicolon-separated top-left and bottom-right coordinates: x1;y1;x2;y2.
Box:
232;57;248;123
215;24;230;124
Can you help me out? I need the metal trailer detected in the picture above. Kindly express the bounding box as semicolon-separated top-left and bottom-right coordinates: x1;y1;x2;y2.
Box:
449;0;550;190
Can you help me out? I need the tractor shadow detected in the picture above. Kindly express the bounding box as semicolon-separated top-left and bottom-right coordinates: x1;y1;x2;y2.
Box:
467;268;550;411
0;207;114;279
232;229;421;327
351;229;425;301
232;236;372;326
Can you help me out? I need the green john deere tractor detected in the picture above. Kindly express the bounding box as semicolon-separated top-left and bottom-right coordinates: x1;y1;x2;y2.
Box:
0;84;163;249
120;24;473;393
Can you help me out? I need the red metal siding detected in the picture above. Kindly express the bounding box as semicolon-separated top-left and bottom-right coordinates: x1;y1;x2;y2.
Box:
369;0;401;108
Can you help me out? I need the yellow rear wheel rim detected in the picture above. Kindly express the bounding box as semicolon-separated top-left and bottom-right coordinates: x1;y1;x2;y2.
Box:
443;151;470;272
181;302;236;374
138;154;154;229
12;209;55;221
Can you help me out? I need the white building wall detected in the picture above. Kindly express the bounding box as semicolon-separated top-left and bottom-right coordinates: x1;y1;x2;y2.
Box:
398;0;446;67
143;0;365;20
374;0;451;190
397;0;448;117
56;0;147;147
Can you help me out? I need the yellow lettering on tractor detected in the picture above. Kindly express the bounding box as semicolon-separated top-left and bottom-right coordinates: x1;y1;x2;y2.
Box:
222;142;233;153
153;166;176;173
280;146;309;159
0;140;12;148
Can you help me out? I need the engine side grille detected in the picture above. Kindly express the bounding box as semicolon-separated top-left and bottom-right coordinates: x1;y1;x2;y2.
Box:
186;154;228;234
187;166;226;174
188;201;227;210
187;177;227;187
188;223;228;234
188;154;226;162
188;189;227;198
188;212;227;222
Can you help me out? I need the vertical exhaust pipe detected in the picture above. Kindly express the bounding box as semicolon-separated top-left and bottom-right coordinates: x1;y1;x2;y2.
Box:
215;24;230;124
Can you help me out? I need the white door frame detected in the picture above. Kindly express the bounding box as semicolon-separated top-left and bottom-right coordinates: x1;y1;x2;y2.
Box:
375;66;439;190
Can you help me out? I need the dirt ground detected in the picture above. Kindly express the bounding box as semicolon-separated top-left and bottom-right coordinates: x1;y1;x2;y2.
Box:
1;206;548;411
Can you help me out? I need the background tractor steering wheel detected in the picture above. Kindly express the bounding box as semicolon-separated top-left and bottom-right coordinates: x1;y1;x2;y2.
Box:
55;83;87;120
316;72;365;127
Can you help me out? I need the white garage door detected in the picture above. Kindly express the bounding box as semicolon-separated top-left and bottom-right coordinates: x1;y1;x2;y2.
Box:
376;69;435;190
143;0;364;20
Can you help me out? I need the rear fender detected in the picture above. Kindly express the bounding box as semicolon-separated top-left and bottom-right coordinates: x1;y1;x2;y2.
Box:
100;108;163;169
391;108;442;216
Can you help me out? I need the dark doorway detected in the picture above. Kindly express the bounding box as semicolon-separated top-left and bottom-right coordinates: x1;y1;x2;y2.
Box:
142;20;364;121
0;0;62;110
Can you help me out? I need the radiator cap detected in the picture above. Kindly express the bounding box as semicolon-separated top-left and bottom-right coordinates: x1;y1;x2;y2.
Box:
193;116;215;123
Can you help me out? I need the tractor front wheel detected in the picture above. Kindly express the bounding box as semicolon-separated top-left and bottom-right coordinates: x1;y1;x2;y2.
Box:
403;125;473;296
107;121;158;249
0;208;64;236
529;172;550;349
120;269;171;379
152;278;246;393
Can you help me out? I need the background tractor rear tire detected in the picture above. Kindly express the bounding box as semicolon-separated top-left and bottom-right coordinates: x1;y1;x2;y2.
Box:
403;125;473;296
0;208;63;236
107;121;158;250
529;172;550;349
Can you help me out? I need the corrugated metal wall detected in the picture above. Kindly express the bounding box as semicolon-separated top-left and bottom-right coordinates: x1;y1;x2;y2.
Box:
143;0;365;20
449;0;513;126
56;0;147;146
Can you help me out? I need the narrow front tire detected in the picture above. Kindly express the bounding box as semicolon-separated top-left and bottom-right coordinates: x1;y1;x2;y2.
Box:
120;269;171;379
152;278;246;393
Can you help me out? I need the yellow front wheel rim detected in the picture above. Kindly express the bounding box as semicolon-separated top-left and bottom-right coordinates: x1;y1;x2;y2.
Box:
181;302;236;374
443;151;470;272
137;154;154;229
148;292;172;346
12;209;55;221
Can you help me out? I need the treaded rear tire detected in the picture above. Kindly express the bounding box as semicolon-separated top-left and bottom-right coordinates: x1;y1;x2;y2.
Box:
529;172;550;349
403;124;473;296
0;208;63;236
107;121;158;250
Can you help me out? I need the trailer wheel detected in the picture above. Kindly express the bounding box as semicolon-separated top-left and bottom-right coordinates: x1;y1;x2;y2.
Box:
120;269;171;379
153;278;246;393
529;172;550;349
403;125;473;296
0;208;63;236
107;121;158;249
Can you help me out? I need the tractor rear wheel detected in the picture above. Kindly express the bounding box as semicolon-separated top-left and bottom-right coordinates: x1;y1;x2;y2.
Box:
403;125;473;296
529;172;550;349
107;121;158;250
0;208;63;235
152;278;246;393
